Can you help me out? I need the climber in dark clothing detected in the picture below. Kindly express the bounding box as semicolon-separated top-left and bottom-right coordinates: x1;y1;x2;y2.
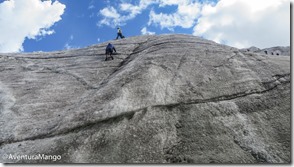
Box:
105;43;116;61
116;27;125;39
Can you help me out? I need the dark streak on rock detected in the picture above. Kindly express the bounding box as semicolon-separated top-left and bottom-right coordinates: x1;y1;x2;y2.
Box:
0;75;289;147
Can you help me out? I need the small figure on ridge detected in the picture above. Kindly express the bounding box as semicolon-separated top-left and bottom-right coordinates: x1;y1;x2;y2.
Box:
116;27;125;39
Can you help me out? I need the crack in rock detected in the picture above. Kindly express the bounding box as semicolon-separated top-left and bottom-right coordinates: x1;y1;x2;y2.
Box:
0;76;289;147
98;39;150;86
43;67;98;90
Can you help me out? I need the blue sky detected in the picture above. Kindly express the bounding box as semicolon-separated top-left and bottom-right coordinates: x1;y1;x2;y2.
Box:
0;0;290;53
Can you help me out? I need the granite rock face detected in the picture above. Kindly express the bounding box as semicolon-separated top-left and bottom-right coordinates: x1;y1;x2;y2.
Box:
241;46;290;56
0;34;290;163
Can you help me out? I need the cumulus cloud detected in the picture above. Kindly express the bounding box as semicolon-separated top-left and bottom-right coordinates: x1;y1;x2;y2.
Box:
149;0;202;30
98;7;121;27
98;0;202;30
148;1;201;30
194;0;290;48
98;0;290;48
98;0;191;27
141;27;155;35
98;0;156;27
0;0;65;53
100;6;120;19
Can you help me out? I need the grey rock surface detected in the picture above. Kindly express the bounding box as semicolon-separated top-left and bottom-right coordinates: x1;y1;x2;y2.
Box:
0;34;290;163
241;46;290;56
240;46;261;53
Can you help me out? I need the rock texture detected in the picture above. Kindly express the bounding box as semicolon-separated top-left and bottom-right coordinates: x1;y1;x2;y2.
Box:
241;46;290;56
0;34;290;163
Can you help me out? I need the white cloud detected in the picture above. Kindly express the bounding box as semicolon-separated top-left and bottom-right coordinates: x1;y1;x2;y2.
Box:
97;0;290;49
0;0;65;53
98;0;202;29
158;0;197;7
193;0;290;48
141;27;155;35
98;6;121;26
148;1;201;30
100;6;120;19
98;0;156;27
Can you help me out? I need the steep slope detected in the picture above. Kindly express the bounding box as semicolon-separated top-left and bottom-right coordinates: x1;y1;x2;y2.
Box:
0;34;290;163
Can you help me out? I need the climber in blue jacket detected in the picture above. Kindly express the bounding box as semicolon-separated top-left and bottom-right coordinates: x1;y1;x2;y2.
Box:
105;43;116;61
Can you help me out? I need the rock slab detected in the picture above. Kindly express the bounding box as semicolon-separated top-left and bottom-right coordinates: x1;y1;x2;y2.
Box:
0;34;290;163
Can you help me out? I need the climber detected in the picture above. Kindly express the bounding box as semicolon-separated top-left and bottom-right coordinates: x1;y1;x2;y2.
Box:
116;27;125;39
105;43;116;61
